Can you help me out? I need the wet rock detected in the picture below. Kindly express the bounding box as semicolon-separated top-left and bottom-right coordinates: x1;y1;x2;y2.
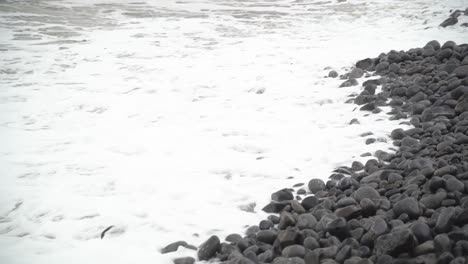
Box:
326;217;350;239
374;229;416;256
173;257;196;264
297;213;317;230
272;189;294;202
257;230;278;244
411;221;432;243
308;179;326;194
302;196;319;210
282;245;306;258
434;233;451;255
277;229;299;248
329;70;339;78
356;58;373;71
435;207;456;233
279;212;297;230
350;68;365;79
161;241;197;254
198;235;221;261
354;186;380;202
393;197;420;219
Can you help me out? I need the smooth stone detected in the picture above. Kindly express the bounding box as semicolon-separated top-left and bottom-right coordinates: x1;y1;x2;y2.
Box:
308;179;326;194
393;197;420;218
198;235;221;261
173;257;196;264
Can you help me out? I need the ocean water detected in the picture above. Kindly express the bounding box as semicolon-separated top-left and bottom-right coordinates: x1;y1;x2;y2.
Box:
0;0;467;263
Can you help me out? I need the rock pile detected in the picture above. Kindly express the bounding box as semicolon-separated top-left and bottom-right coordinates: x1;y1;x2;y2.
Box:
440;8;468;28
169;40;468;264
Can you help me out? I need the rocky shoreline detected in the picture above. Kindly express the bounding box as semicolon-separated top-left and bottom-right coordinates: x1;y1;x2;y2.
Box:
167;40;468;264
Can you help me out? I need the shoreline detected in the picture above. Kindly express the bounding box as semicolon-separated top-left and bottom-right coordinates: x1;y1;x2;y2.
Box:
172;39;468;264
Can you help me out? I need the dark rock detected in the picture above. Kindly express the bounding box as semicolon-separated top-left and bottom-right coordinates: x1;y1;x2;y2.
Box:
335;205;362;220
411;221;432;243
173;257;196;264
454;65;468;78
391;128;406;140
350;68;365;79
230;257;256;264
327;217;350;239
297;213;317;230
161;241;197;254
439;17;458;27
374;229;416;256
259;220;274;230
376;62;390;72
336;245;352;263
198;235;221;261
420;192;446;209
302;196;319;211
263;201;289;213
340;79;359;88
257;230;278;244
371;217;388;236
435;207;456;233
282;245;306;258
279;212;297;230
414;241;435;256
360;198;377;217
308;179;326;194
226;234;243;244
272;189;294;202
277;229;299;248
356;58;373;71
329;70;339;78
354;186;380;202
313;246;339;259
437;252;454;264
393;197;420;219
434;165;457;177
434;233;451;255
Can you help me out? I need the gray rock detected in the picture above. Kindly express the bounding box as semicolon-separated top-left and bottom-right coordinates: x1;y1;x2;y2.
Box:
277;229;299;248
229;257;256;264
327;217;350;239
411;221;432;243
173;257;196;264
161;241;197;254
349;68;365;79
308;179;326;194
434;233;451;255
440;16;458;27
393;197;420;218
374;228;416;255
282;245;306;258
272;189;294;202
279;212;297;230
354;186;380;202
198;235;221;261
420;192;446;209
291;200;306;214
303;237;320;250
356;58;373;71
257;230;278;244
335;205;361;220
435;207;456;233
414;240;435;256
328;70;339;78
297;213;317;230
376;62;389;72
302;196;319;210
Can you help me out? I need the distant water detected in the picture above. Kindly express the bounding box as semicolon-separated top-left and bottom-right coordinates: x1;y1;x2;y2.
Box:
0;0;466;263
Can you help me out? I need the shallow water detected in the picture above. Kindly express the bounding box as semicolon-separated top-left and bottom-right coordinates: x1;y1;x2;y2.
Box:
0;0;467;263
